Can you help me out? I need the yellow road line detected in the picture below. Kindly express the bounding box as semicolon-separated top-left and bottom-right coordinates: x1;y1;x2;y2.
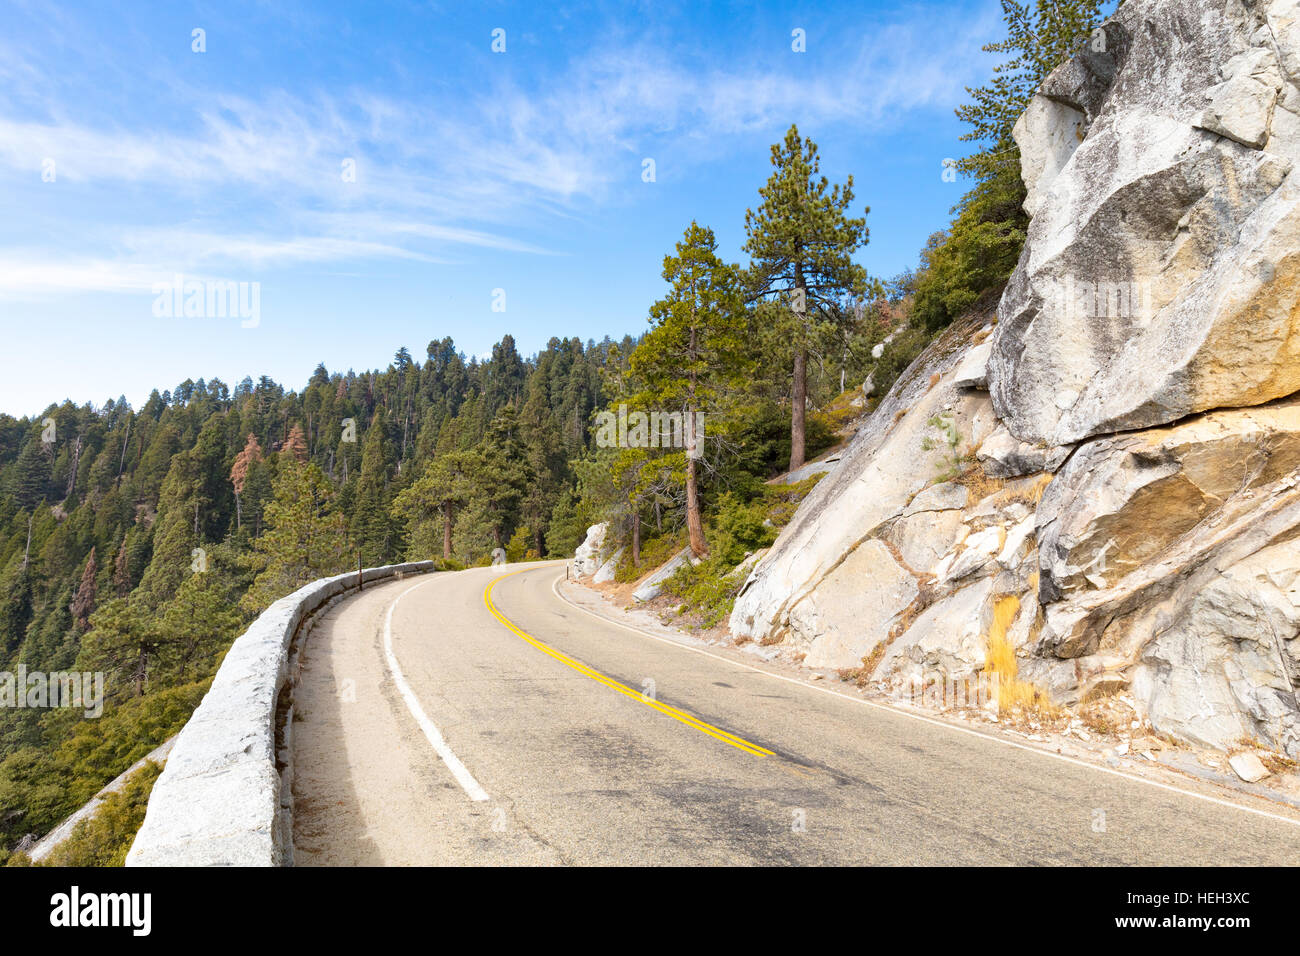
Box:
483;569;773;758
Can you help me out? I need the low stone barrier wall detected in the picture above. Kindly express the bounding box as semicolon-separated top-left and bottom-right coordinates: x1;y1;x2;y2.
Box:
126;562;436;866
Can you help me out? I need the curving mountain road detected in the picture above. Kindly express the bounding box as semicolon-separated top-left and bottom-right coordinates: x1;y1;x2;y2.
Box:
289;562;1300;865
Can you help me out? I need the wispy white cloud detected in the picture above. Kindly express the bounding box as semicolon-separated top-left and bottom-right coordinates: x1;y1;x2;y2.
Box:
0;237;442;300
118;231;448;268
0;4;996;297
0;259;166;297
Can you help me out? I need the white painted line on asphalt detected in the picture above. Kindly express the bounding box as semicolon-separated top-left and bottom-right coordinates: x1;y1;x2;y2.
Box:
550;572;1300;829
383;578;490;802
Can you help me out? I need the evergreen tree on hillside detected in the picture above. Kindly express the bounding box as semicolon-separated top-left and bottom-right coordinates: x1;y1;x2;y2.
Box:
544;486;585;559
744;125;871;472
392;450;472;560
465;406;531;550
134;416;228;608
486;334;527;413
78;599;160;698
229;433;263;531
112;540;131;598
0;553;32;655
351;408;399;565
243;454;350;613
71;547;97;632
154;570;242;684
632;222;747;557
955;0;1109;186
518;369;566;556
12;441;50;509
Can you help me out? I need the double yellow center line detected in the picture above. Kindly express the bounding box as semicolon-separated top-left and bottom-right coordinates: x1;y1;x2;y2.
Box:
483;570;773;758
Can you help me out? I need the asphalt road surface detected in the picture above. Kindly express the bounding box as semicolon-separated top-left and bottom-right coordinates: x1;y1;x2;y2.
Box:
290;562;1300;865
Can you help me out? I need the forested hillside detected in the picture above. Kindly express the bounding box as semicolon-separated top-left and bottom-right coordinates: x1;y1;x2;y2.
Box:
0;334;629;856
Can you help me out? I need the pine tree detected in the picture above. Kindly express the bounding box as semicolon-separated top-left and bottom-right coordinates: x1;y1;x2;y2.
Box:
13;440;50;508
0;552;33;655
243;456;350;613
744;125;871;471
133;458;199;609
351;408;398;564
544;486;585;558
134;416;227;608
518;369;566;555
464;406;530;550
229;433;263;531
155;571;242;684
631;221;747;556
79;599;162;698
486;334;527;412
71;546;97;631
282;423;308;462
112;539;131;597
392;451;472;560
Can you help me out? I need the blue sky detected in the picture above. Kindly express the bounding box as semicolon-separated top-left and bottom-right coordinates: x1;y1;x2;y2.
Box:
0;0;1007;416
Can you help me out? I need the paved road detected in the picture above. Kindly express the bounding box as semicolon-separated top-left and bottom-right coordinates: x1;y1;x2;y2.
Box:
291;562;1300;865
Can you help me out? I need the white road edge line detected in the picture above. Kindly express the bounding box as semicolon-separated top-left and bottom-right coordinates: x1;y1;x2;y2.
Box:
550;571;1300;829
383;577;490;802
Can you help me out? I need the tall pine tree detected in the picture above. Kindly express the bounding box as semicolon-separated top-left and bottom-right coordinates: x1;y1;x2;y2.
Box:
743;125;870;471
351;409;399;564
631;222;747;556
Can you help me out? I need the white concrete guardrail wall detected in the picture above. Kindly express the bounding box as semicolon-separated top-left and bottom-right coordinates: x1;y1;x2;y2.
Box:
126;561;437;866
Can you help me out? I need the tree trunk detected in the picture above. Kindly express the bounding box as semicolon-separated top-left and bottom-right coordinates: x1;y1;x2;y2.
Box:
67;436;82;498
790;345;807;472
401;400;410;460
685;439;707;557
631;507;641;567
135;647;148;698
790;267;808;472
442;502;453;559
116;416;131;488
684;311;708;557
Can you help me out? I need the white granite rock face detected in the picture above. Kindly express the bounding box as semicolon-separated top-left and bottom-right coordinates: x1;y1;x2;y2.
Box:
127;561;437;867
573;523;610;577
977;423;1071;479
951;339;993;390
1017;93;1087;219
593;547;624;584
882;578;997;681
1030;401;1300;754
990;0;1300;447
729;309;1047;682
730;312;999;645
632;548;695;603
795;541;918;670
